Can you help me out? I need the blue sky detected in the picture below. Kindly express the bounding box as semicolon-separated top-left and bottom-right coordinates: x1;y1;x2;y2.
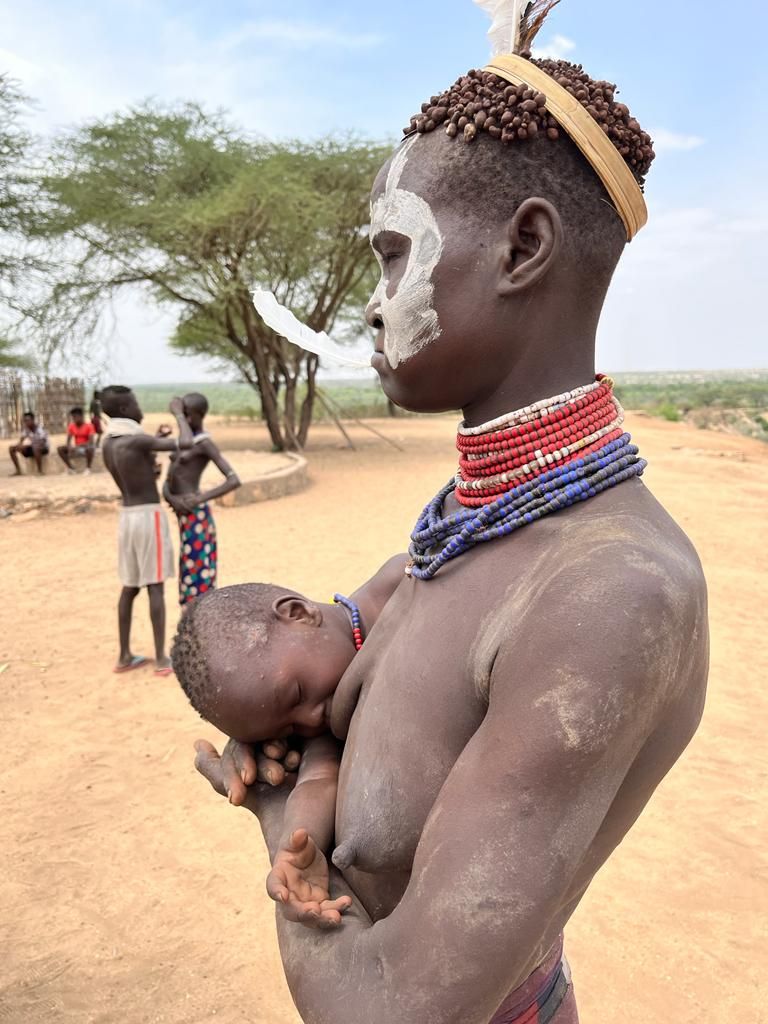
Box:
2;0;767;381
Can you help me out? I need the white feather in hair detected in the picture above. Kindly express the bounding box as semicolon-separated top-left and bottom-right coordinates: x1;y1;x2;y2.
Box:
473;0;527;56
473;0;562;57
252;289;371;369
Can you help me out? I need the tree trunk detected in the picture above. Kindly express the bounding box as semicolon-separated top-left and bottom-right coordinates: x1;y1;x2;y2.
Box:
282;372;301;451
241;300;285;450
256;359;285;450
298;354;319;448
263;369;281;421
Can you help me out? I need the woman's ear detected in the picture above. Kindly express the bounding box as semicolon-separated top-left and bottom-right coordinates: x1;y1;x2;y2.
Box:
272;595;323;627
497;197;563;297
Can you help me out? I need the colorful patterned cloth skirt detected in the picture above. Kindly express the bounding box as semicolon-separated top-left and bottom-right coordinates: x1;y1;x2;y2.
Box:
178;503;217;605
489;937;578;1024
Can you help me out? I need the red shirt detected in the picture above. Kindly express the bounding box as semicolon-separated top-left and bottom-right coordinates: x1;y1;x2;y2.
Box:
68;421;95;446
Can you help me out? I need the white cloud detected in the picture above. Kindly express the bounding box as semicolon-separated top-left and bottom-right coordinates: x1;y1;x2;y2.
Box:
649;128;705;153
531;34;576;60
0;46;42;83
621;205;768;278
0;2;383;136
598;203;768;371
221;19;384;51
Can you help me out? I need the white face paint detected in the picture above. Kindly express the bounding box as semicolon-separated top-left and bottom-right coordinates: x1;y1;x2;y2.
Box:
370;136;445;368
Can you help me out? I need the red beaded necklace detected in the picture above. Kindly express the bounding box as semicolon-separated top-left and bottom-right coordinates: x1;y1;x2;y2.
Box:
454;376;623;508
333;594;364;651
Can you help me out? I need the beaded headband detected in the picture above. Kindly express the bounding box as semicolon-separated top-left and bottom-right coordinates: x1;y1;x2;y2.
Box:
484;53;648;241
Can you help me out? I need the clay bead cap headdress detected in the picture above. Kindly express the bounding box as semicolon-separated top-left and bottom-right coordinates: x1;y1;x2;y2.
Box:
474;0;649;240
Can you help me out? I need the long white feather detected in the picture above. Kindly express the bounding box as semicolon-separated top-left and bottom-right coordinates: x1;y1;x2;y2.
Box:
252;289;371;369
473;0;526;56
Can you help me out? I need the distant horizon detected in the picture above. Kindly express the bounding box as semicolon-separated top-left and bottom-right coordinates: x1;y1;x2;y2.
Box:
121;367;768;388
8;367;768;389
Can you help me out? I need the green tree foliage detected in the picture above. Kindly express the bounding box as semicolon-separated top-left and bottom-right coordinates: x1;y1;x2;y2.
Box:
0;75;36;368
0;75;29;246
0;337;31;369
23;103;389;449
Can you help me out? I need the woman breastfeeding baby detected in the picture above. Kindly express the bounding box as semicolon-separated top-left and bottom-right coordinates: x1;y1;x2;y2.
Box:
171;554;406;928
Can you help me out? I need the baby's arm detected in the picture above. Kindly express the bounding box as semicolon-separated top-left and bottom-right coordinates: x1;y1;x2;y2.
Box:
266;734;351;928
279;733;340;853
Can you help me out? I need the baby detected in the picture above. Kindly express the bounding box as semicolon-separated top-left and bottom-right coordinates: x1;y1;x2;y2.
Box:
171;554;406;928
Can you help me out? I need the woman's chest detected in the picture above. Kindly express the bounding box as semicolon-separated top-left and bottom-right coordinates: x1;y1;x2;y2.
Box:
334;595;489;875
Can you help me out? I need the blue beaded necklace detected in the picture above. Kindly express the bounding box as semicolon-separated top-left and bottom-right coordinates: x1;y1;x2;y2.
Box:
407;432;646;581
333;594;365;650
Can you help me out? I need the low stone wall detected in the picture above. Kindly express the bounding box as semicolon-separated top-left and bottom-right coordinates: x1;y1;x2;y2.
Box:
219;452;309;507
1;450;309;518
17;449;106;476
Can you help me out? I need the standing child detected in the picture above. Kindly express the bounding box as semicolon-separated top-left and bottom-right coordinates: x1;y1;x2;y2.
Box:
89;389;104;448
101;385;193;676
163;392;241;607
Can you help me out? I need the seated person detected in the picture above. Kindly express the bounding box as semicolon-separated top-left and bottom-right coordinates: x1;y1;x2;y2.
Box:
58;406;96;474
171;554;406;927
8;411;49;475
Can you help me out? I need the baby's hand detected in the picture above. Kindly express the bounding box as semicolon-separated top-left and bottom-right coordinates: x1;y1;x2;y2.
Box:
263;738;302;774
266;829;352;930
194;739;297;806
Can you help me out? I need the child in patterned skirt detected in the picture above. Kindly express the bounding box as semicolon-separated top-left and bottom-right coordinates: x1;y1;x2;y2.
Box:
163;392;241;605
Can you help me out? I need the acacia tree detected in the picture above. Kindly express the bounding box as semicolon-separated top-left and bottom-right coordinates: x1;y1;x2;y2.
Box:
23;104;388;449
0;75;28;264
0;338;30;368
0;74;36;368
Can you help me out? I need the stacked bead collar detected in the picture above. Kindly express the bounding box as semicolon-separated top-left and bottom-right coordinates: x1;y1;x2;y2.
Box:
455;378;623;506
406;376;646;580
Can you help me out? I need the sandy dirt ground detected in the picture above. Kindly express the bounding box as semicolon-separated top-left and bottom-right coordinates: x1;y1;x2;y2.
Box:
0;413;765;1024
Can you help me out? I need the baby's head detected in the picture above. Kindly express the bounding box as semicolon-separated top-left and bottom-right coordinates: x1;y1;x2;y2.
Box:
171;583;357;743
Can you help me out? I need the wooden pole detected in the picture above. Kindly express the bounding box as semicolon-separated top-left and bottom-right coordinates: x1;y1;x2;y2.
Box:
318;388;405;453
315;390;357;450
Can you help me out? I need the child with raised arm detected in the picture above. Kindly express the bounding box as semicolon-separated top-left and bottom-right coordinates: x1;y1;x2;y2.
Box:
163;392;241;607
102;386;193;676
171;554;406;927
